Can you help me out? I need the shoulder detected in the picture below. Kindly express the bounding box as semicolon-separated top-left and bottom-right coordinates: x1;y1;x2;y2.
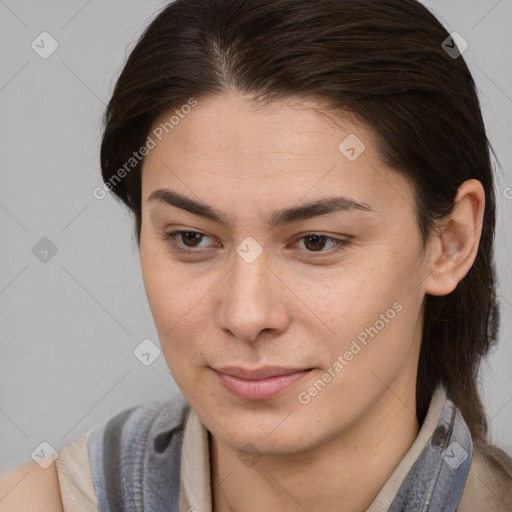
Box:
0;394;190;512
458;437;512;511
55;432;97;511
0;459;63;512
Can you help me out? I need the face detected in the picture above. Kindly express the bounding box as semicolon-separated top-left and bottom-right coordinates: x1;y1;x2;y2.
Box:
140;92;431;455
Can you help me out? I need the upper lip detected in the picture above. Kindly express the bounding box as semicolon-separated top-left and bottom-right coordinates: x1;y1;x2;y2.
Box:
213;366;311;379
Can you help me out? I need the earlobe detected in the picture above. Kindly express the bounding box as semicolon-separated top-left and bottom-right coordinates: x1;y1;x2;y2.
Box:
423;179;485;297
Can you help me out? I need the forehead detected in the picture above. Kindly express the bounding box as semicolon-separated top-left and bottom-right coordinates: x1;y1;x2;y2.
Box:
144;93;367;167
141;92;416;217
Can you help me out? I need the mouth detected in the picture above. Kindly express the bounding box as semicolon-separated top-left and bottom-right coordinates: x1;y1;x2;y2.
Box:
211;366;313;401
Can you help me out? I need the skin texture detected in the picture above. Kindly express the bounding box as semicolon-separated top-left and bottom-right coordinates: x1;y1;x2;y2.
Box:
0;461;63;511
139;92;484;512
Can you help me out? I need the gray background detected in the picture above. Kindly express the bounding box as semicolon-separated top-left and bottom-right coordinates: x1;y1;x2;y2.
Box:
1;0;511;471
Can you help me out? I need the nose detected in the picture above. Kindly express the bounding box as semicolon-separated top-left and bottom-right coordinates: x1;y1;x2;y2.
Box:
216;246;289;343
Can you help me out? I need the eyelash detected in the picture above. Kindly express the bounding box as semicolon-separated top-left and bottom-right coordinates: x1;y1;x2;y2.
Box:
161;230;350;257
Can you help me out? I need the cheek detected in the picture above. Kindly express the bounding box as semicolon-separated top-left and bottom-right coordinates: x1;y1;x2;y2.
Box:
140;246;214;368
299;260;395;327
309;246;423;365
299;300;420;423
141;244;192;326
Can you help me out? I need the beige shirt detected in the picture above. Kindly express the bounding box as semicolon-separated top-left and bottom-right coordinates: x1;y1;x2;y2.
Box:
54;386;498;511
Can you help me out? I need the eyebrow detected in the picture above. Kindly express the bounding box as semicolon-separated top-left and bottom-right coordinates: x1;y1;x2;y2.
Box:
148;188;374;229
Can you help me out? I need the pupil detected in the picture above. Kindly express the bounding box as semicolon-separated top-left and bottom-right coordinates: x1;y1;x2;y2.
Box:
183;232;201;247
306;235;325;251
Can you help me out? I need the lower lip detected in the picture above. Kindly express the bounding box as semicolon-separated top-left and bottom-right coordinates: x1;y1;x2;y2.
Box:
214;369;312;401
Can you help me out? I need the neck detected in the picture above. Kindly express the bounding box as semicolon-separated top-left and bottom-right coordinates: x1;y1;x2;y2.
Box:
210;381;420;512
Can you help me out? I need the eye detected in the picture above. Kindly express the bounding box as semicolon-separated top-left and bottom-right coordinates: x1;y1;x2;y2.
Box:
162;230;216;254
291;233;350;254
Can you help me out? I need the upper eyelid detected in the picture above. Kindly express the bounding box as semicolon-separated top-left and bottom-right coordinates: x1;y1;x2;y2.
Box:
166;229;344;241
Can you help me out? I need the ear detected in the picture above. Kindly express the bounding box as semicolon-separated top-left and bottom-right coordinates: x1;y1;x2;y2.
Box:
423;179;485;296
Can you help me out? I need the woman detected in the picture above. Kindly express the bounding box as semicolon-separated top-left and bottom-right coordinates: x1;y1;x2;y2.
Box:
1;0;511;510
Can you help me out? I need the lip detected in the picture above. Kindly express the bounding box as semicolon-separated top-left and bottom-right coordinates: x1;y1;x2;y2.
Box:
212;366;313;401
214;366;311;379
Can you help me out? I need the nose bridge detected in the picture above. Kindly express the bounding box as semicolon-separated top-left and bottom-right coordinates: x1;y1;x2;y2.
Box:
229;245;272;314
234;245;269;295
218;242;286;341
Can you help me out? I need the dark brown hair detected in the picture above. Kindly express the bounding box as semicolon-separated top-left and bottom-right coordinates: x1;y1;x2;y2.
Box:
100;0;507;460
